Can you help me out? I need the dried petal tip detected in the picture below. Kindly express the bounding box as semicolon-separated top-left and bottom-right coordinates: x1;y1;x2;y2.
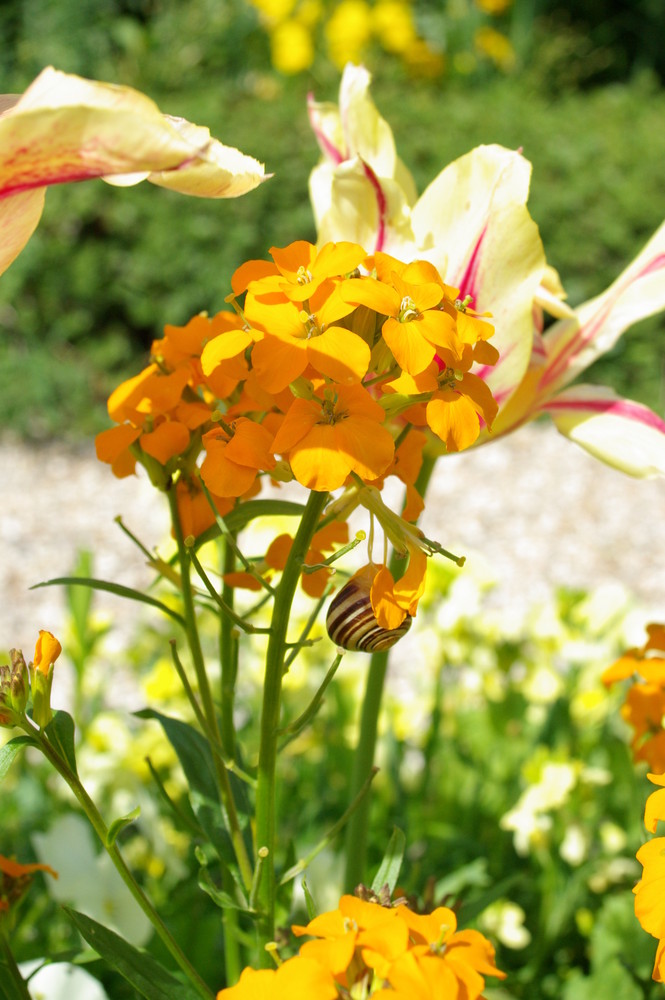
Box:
326;574;412;653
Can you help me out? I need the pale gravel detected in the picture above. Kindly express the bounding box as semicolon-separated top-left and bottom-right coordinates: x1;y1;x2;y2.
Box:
1;424;664;653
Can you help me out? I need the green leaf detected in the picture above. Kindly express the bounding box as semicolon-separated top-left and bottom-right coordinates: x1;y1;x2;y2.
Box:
302;876;317;921
0;736;37;782
64;908;203;1000
371;827;406;896
193;499;306;549
197;866;247;912
0;959;32;1000
107;805;141;847
136;710;243;874
45;710;78;776
32;577;186;627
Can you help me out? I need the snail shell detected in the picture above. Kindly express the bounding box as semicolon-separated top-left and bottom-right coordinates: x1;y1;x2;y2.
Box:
326;574;412;653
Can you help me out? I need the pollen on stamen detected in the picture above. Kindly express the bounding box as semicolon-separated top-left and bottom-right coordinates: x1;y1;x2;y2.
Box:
296;265;313;285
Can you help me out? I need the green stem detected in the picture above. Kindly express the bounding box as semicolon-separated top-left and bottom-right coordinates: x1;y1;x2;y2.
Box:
26;723;213;1000
167;486;253;892
254;489;329;960
0;932;33;1000
343;453;437;890
220;535;239;760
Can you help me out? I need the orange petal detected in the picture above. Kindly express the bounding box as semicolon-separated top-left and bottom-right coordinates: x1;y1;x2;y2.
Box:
307;327;370;384
140;421;190;463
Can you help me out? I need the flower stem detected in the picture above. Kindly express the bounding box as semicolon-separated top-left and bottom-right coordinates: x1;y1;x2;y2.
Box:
254;489;328;960
25;721;213;999
343;453;436;890
167;485;253;892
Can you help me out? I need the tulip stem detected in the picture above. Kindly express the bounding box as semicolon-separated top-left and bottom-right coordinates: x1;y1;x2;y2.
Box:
254;488;329;962
343;452;437;890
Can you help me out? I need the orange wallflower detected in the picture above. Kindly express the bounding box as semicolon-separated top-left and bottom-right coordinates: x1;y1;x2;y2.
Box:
603;624;665;770
216;955;338;999
200;418;276;498
1;853;57;918
271;383;394;492
342;262;461;376
635;772;665;981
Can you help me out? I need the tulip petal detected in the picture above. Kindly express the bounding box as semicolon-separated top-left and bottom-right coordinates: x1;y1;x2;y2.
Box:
0;188;45;278
540;220;665;394
544;384;665;478
411;145;545;406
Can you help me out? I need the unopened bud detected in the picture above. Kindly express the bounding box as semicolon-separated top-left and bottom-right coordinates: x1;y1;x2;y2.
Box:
28;631;62;729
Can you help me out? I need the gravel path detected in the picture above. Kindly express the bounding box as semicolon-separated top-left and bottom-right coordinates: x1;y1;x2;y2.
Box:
1;424;664;653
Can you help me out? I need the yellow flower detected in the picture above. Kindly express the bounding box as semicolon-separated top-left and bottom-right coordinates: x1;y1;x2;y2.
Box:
325;0;373;68
271;19;315;74
474;26;517;71
372;0;417;54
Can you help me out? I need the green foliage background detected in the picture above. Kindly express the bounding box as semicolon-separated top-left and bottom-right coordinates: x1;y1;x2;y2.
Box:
1;0;665;438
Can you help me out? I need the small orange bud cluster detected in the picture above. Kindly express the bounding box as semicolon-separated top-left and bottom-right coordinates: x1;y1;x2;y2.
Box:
0;631;61;730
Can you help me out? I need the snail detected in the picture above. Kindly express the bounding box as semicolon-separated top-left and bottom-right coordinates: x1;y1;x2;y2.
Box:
326;567;412;653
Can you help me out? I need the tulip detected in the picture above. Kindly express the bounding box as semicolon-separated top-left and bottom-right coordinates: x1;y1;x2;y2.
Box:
308;63;665;477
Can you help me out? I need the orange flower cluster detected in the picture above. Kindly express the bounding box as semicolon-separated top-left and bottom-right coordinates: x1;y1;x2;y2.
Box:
602;624;665;770
217;893;505;998
635;772;665;981
96;239;498;625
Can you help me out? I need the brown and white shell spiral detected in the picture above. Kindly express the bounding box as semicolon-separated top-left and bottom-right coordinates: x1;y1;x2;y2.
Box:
326;574;412;653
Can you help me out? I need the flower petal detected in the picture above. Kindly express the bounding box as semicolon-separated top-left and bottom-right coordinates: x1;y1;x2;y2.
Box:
411;145;545;406
540;219;665;394
544;384;665;478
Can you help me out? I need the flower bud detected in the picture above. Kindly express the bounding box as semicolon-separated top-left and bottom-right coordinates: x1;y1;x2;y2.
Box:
0;650;29;727
28;630;62;729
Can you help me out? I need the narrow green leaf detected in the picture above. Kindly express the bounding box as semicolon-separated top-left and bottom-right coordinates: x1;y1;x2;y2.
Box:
371;827;406;896
192;499;307;549
45;710;78;776
0;960;31;1000
0;736;36;782
302;877;317;921
106;805;141;847
32;578;185;627
136;709;243;874
64;908;204;1000
197;866;248;912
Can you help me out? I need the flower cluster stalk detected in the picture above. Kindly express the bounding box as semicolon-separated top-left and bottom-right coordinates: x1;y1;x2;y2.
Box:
167;485;253;892
254;488;329;958
344;454;436;888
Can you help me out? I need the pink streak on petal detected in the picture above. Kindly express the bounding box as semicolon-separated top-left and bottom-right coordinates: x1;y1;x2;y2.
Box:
360;159;387;253
544;395;665;433
541;252;665;391
307;92;345;164
454;223;487;305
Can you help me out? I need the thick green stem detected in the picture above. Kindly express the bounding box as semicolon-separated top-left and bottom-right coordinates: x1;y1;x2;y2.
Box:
343;453;437;890
254;489;328;960
167;487;253;892
27;723;213;999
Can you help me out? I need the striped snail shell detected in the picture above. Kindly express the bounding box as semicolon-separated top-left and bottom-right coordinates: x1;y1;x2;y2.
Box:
326;570;412;653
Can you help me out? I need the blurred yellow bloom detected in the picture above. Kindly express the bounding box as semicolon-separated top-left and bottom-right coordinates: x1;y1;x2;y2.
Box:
474;26;516;71
372;0;417;54
271;19;315;73
325;0;373;68
475;0;513;13
249;0;297;23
